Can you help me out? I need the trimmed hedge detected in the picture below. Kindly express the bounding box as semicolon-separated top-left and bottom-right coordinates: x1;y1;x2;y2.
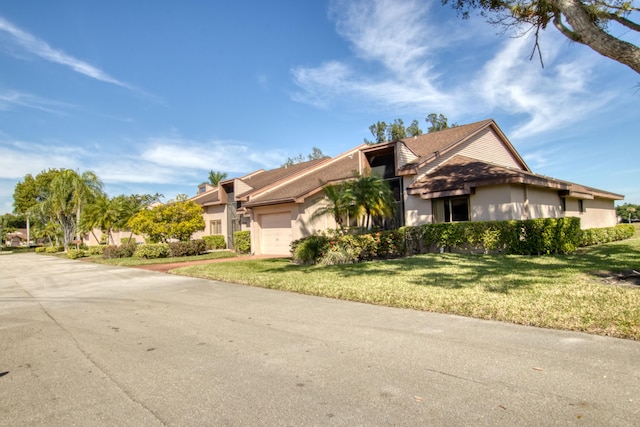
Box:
234;231;251;254
102;244;136;259
134;243;169;259
578;224;635;246
167;240;206;257
204;235;226;250
292;218;634;265
88;246;105;256
67;249;86;259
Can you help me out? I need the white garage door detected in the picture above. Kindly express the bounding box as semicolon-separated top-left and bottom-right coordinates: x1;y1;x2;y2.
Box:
260;212;292;255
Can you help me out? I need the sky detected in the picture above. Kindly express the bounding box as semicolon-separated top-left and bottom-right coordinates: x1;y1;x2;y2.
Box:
1;0;639;215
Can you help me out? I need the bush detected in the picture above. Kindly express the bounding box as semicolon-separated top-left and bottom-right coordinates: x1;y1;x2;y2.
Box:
291;234;330;264
579;224;635;246
35;247;47;254
134;243;169;259
234;231;251;254
203;235;226;250
45;246;64;254
167;240;206;257
102;244;136;259
67;249;86;259
88;246;105;256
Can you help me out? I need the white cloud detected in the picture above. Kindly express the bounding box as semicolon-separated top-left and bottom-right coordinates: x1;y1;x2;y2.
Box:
0;140;82;179
0;15;132;89
292;0;617;141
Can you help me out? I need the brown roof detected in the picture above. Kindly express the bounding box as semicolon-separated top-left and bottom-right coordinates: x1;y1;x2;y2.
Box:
398;119;529;174
243;151;360;207
236;158;326;199
407;155;623;200
191;188;220;205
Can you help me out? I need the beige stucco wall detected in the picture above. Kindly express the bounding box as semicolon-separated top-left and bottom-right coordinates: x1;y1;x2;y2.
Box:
404;191;433;226
564;197;617;229
193;204;226;241
525;186;563;219
471;185;522;221
86;229;145;246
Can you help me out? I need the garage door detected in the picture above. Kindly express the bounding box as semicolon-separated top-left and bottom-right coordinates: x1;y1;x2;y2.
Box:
260;212;292;255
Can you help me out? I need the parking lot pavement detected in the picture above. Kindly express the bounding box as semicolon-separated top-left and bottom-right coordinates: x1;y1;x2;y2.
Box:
1;253;639;426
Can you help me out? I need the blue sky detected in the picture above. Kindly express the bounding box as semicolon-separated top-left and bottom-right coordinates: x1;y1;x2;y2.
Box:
1;0;638;215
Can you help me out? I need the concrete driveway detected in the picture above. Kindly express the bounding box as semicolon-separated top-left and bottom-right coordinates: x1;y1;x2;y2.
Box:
1;253;638;426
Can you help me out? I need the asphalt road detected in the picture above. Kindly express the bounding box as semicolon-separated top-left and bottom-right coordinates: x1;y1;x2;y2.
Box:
1;253;639;426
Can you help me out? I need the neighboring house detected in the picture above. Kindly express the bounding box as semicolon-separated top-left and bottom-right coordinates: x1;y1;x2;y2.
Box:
192;119;623;255
5;228;28;247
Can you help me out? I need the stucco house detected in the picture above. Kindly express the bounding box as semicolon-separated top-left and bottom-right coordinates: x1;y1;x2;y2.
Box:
191;119;623;255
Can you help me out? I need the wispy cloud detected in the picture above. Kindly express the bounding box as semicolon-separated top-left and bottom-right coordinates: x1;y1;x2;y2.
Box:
0;139;83;179
0;15;132;89
292;0;612;139
0;90;73;114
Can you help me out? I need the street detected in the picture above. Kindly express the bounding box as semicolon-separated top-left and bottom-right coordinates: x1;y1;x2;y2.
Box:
1;253;639;426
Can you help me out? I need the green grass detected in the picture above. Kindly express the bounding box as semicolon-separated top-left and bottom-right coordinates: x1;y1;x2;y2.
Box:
90;250;237;266
172;225;640;340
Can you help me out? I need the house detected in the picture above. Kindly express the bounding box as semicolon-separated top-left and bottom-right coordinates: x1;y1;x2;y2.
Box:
191;119;623;255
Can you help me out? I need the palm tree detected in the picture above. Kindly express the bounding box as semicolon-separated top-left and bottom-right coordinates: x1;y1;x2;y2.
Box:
349;172;396;230
311;183;355;230
82;195;121;245
39;169;104;250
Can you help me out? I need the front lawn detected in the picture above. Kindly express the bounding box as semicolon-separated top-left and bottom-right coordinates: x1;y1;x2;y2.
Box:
172;225;640;340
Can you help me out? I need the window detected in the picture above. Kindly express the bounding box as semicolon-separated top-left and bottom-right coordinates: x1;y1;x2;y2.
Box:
578;200;585;213
434;197;469;223
210;220;222;235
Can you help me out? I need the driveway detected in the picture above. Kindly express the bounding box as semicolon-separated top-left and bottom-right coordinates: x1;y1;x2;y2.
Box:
1;253;639;426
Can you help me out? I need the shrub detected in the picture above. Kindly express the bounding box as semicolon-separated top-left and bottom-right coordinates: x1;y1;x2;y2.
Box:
579;224;635;247
45;246;64;254
319;247;356;265
67;249;86;259
203;235;226;250
234;231;251;254
167;240;206;257
88;246;105;256
134;243;169;259
35;247;47;254
102;244;136;259
292;234;330;264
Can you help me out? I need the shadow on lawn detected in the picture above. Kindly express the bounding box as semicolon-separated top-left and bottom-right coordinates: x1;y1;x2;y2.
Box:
256;240;639;294
327;241;639;294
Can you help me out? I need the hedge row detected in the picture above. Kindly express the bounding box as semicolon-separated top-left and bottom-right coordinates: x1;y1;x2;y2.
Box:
292;219;634;265
203;234;226;250
233;231;251;254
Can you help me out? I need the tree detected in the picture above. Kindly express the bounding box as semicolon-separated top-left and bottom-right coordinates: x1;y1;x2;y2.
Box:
425;113;457;133
208;170;228;186
282;147;329;167
349;172;396;230
81;195;122;245
616;203;639;222
406;119;424;137
128;199;205;242
443;0;640;74
311;182;356;230
387;118;407;141
37;169;104;250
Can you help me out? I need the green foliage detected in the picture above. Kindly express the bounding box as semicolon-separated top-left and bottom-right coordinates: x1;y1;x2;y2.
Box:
134;243;169;259
282;147;329;167
208;170;228;186
35;246;47;253
233;231;251;254
128;200;204;242
291;234;331;264
168;240;207;257
45;246;64;254
88;246;105;255
203;235;226;250
579;224;635;246
102;244;136;259
121;237;136;244
616;203;639;222
67;249;86;259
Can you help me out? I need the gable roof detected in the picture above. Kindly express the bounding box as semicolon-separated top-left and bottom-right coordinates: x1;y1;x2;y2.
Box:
407;155;623;200
243;148;362;208
398;119;530;175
